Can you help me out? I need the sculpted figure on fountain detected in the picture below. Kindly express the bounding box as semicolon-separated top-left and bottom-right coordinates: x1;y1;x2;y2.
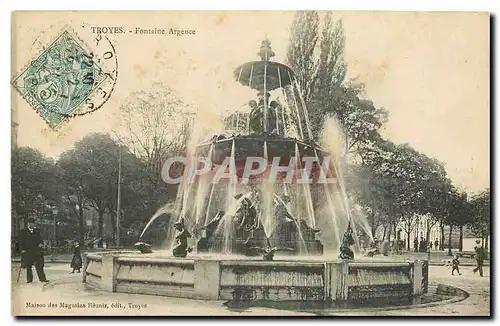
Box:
234;194;258;231
339;222;355;260
248;93;280;135
172;218;193;257
201;211;225;239
248;238;294;261
274;195;320;242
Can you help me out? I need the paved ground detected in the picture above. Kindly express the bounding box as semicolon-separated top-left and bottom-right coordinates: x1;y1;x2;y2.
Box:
392;251;490;266
11;262;490;316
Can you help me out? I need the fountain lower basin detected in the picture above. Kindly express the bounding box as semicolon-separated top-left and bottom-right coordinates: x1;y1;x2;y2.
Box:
82;251;428;302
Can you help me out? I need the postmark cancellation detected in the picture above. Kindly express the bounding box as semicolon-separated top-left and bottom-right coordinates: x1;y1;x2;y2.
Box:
12;27;118;129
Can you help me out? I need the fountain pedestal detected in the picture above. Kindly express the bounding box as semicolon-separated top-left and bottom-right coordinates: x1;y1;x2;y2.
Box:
197;221;323;255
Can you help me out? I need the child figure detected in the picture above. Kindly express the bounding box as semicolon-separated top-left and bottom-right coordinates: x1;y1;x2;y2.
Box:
452;254;462;276
70;242;82;273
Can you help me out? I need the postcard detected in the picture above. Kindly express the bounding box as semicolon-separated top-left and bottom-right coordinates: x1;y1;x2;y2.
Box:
11;11;490;316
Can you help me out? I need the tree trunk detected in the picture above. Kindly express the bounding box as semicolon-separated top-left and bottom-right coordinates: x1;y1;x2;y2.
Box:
426;222;431;252
440;223;445;251
447;225;453;256
407;231;411;251
54;219;58;249
459;225;463;252
484;235;489;253
98;210;105;248
382;225;387;240
109;209;116;246
78;204;85;247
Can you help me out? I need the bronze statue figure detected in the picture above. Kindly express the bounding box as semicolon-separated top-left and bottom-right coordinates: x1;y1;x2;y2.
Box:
172;218;193;258
248;238;294;261
339;222;355;260
234;195;258;232
275;195;320;241
134;241;153;254
201;211;225;239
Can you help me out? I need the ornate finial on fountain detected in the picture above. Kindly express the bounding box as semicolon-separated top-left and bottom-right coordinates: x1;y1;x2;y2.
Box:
258;39;275;61
339;221;355;260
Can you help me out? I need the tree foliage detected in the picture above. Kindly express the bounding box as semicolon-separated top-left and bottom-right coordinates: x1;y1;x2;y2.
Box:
119;82;194;215
468;189;490;239
58;133;149;247
120;83;193;183
12;147;59;223
286;11;320;106
353;139;464;244
286;12;388;155
285;11;478;243
12;84;194;249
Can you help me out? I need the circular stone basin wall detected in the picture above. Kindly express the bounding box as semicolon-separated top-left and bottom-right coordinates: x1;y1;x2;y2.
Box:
82;252;428;302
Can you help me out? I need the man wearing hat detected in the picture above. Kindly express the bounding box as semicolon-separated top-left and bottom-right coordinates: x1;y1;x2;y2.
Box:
19;217;48;283
473;239;485;277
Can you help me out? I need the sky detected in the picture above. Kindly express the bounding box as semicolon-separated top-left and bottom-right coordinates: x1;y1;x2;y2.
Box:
12;11;490;193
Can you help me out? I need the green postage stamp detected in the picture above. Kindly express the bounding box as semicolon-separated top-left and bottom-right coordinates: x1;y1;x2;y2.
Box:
12;28;117;129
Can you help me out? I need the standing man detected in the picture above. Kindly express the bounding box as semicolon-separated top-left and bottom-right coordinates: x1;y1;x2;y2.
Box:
419;236;425;252
19;217;49;283
473;239;485;277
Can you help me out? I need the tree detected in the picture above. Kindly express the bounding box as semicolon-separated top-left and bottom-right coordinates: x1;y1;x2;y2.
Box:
307;15;347;140
351;141;412;246
11;147;59;240
335;89;388;158
286;12;388;157
59;134;115;247
58;149;88;246
358;139;458;249
316;15;347;94
286;11;320;107
469;189;490;251
452;191;472;253
348;163;397;239
119;82;194;215
59;133;142;247
433;188;473;255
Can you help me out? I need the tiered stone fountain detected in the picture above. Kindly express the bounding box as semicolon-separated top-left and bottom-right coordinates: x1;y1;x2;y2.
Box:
83;40;428;303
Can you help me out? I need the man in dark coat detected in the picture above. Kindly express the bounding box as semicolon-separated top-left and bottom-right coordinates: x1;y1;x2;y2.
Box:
19;217;48;283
